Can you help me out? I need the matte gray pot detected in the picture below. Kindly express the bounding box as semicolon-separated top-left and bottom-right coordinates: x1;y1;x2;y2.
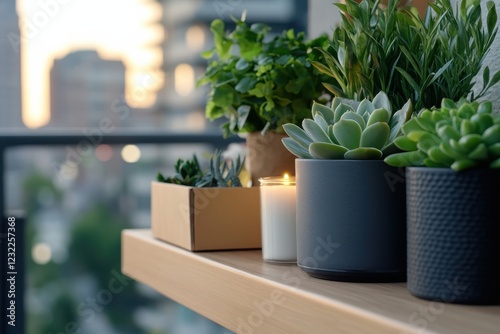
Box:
296;159;406;282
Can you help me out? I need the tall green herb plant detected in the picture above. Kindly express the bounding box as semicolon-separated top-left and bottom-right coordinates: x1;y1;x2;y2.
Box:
314;0;500;111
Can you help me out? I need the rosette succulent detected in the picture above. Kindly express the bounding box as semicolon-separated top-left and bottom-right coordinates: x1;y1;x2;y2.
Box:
282;92;412;159
384;99;500;171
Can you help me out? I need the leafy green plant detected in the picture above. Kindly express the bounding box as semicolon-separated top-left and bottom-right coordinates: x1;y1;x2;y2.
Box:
385;99;500;171
282;92;412;159
157;151;245;187
313;0;500;111
197;19;332;137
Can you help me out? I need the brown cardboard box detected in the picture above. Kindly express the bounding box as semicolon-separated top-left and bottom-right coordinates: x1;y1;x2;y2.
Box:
151;182;262;251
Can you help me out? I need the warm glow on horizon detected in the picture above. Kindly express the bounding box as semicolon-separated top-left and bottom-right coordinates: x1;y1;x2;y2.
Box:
19;0;164;128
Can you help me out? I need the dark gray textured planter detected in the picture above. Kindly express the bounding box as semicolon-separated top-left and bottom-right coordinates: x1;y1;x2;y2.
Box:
296;159;406;282
407;167;500;304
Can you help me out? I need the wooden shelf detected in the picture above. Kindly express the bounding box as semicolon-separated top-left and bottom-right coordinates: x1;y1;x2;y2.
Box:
122;230;500;334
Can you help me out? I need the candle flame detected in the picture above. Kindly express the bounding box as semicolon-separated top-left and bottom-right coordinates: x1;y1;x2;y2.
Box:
283;173;290;185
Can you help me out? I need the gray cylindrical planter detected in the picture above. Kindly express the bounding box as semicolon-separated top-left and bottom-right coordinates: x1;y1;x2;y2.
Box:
407;167;500;304
296;159;406;282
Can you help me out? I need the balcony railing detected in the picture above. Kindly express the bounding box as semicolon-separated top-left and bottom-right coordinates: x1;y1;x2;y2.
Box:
0;130;243;334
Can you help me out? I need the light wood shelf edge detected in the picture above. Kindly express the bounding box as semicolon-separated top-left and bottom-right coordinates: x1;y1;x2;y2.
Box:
122;229;500;334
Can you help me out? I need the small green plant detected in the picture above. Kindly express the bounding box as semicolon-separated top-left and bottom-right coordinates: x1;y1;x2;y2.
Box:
197;18;332;137
157;155;204;186
384;99;500;171
282;92;412;159
157;151;245;187
313;0;500;111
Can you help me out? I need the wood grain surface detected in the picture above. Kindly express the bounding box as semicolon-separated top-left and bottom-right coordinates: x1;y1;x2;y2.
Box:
122;229;500;334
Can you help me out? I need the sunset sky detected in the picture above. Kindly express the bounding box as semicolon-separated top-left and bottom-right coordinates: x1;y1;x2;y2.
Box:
18;0;164;128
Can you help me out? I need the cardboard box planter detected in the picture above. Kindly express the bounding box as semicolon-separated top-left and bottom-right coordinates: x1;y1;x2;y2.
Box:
151;182;262;251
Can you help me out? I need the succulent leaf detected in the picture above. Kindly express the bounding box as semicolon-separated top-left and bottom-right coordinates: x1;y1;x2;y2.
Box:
458;134;482;152
394;136;418;151
283;123;313;149
428;147;454;165
309;142;348;159
312;101;335;123
361;122;390;150
372;91;391;115
384;151;425;167
341;111;366;130
314;113;330;133
468;143;488;160
356;99;375;116
482;124;500;145
303;119;332;143
451;159;477;171
333;119;362;149
334;103;355;123
367;108;391;127
282;137;313;158
344;147;383;160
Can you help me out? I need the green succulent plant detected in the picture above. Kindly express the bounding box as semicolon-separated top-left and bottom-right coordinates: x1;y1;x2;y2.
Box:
157;151;245;187
282;92;412;160
384;99;500;171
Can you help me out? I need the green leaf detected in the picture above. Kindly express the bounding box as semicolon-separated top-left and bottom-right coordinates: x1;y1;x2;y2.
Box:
460;120;478;136
334;103;355;123
428;146;454;166
468;143;488;160
483;124;500;145
309;142;348;159
384;151;425;167
212;84;237;107
372;92;392;114
283;123;313;149
367;108;391;127
437;125;460;142
235;77;257;93
314;114;329;132
356;99;375;116
402;118;425;135
360;122;390;150
458;134;483;152
312;101;335;123
393;136;418;151
490;157;500;168
488;143;500;155
451;159;477;171
302;119;332;143
440;142;467;160
487;1;498;34
333;119;362;149
235;58;250;71
341;111;366;130
478;101;493;114
471;113;495;133
344;147;383;160
282;138;313;159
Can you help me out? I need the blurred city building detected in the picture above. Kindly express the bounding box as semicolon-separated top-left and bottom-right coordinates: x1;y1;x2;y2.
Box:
49;50;126;128
0;0;23;127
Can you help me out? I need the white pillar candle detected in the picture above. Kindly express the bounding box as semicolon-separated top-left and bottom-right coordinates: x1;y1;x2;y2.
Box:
259;174;297;262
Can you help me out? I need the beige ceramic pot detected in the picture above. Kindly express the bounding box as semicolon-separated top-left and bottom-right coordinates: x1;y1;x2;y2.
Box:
245;132;296;186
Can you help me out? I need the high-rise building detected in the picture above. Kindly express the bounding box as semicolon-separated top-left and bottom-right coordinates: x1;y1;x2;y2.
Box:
0;0;23;128
49;50;126;128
